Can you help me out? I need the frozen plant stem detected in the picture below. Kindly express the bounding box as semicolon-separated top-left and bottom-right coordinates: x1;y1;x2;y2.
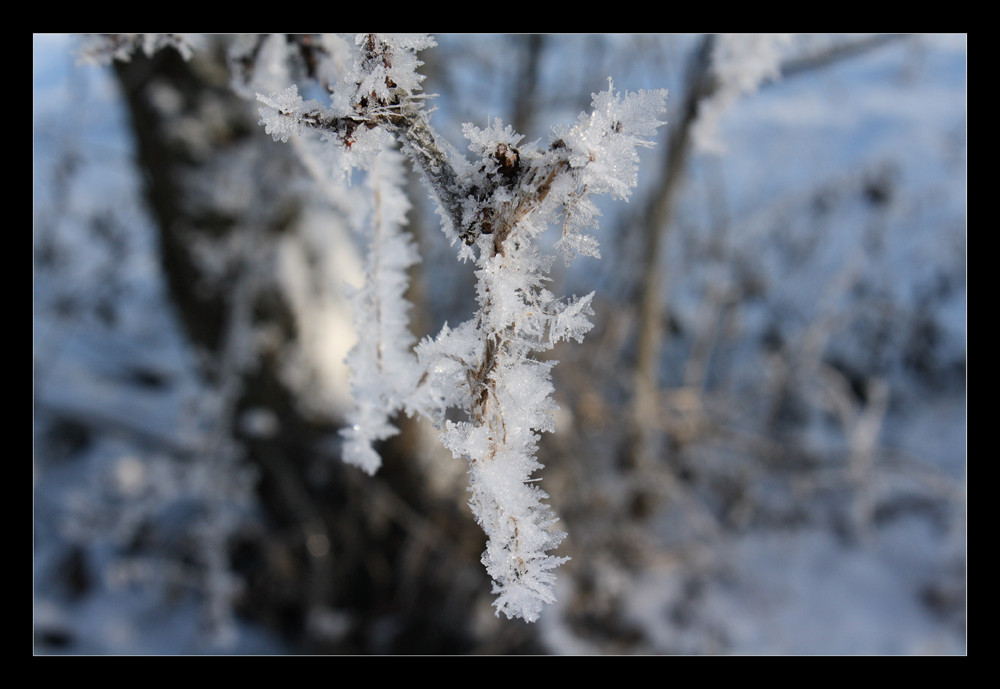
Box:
257;34;668;621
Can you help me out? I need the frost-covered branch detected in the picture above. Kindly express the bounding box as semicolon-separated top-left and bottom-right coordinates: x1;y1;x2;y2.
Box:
339;148;421;475
256;34;669;622
433;85;666;620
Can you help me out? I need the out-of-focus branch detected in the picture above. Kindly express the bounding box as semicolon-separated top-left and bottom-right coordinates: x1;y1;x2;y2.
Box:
623;32;918;502
625;35;716;482
511;34;545;136
777;34;912;82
